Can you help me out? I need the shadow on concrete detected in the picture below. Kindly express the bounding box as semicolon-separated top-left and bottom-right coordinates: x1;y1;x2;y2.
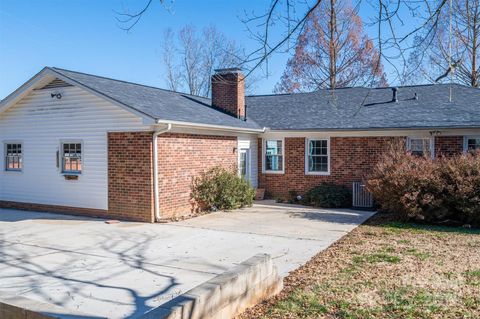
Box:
288;210;374;224
253;200;375;225
0;221;229;319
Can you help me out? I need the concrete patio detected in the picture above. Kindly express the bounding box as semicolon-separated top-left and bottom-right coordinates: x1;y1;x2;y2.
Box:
0;201;375;318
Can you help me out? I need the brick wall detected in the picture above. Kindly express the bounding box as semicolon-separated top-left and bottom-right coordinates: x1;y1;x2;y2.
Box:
157;133;238;219
258;137;400;199
258;135;466;199
435;136;464;156
108;131;155;222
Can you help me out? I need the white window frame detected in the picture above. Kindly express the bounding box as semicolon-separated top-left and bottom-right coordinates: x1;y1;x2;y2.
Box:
305;138;330;175
464;136;480;152
4;141;23;172
407;137;435;159
262;138;285;174
59;140;83;175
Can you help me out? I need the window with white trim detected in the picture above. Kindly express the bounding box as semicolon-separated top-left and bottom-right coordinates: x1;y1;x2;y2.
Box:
61;142;82;174
264;139;284;172
306;139;329;174
466;137;480;152
5;143;22;171
407;138;433;157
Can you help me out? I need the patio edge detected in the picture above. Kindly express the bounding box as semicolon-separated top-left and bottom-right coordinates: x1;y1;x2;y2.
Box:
141;253;283;319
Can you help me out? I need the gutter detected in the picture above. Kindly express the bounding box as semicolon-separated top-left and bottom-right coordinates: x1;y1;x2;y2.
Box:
156;119;265;133
153;123;172;222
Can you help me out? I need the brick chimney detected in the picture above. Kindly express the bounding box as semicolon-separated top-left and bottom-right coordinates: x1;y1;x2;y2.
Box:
211;68;245;119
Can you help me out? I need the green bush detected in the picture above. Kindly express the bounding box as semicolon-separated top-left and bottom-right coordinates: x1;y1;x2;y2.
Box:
302;183;352;208
367;142;480;227
191;166;255;212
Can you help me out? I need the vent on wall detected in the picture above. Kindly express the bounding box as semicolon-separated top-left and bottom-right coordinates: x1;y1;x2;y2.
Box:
38;78;73;90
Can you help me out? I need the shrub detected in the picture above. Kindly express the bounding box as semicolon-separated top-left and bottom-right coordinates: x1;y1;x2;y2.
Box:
191;166;255;212
302;183;352;208
367;142;480;226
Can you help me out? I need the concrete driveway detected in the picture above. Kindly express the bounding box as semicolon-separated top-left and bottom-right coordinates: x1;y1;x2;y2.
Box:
0;201;375;318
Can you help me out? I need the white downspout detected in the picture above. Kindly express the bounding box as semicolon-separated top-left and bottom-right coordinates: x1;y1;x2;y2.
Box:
153;123;172;222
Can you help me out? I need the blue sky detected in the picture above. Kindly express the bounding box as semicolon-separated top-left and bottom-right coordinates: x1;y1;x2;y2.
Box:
0;0;413;99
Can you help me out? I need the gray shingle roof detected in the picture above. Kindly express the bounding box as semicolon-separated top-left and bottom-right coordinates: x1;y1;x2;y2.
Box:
246;84;480;130
50;67;480;131
50;67;262;130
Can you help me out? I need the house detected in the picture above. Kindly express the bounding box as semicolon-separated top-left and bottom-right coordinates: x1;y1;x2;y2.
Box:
1;67;479;222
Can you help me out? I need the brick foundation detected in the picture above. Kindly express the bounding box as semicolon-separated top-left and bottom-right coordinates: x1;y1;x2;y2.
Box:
0;200;108;219
157;133;237;219
108;131;155;222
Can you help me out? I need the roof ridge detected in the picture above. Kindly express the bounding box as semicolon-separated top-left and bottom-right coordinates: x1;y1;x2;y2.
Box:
247;83;476;98
50;67;210;100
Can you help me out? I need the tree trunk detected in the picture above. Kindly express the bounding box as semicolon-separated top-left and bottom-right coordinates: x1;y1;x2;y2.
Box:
328;0;337;89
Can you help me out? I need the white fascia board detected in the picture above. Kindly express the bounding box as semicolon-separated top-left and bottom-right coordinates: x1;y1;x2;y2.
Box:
155;119;265;134
0;68;55;114
261;128;480;138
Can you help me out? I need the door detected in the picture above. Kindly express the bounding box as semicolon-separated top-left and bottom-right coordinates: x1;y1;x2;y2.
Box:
239;148;250;182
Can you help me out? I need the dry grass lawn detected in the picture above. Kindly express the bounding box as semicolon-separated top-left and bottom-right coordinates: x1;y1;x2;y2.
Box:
240;213;480;319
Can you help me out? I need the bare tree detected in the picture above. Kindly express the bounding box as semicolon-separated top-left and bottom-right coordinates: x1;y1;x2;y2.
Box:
274;0;387;92
162;28;181;92
407;0;479;87
116;0;451;85
162;25;250;97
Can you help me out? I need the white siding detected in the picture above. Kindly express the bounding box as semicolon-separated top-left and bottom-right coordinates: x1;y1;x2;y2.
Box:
238;135;258;188
0;86;147;210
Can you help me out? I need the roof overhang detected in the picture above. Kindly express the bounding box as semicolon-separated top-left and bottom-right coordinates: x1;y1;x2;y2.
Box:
156;119;265;134
0;67;266;132
261;127;480;137
0;67;157;124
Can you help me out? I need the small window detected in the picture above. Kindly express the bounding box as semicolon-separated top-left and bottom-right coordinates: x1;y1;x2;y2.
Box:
466;137;480;152
264;139;284;172
408;138;433;157
61;142;82;174
306;139;329;174
5;143;22;171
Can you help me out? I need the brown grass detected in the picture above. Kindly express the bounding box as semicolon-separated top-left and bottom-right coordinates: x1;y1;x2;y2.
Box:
239;213;480;319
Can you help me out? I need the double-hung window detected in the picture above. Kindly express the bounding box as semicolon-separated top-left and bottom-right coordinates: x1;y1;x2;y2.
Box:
264;139;284;173
5;143;22;171
61;142;82;174
306;139;330;174
465;137;480;152
407;137;433;158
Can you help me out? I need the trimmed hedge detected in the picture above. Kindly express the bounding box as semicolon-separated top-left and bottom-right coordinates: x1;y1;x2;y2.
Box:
302;183;352;208
191;166;255;212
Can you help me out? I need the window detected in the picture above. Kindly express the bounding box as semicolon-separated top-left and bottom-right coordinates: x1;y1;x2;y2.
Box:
306;139;329;174
61;142;82;174
239;149;250;180
466;137;480;152
264;139;284;172
5;143;22;171
408;138;433;158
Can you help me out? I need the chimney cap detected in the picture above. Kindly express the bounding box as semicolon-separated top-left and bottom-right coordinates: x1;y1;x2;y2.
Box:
214;67;243;74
